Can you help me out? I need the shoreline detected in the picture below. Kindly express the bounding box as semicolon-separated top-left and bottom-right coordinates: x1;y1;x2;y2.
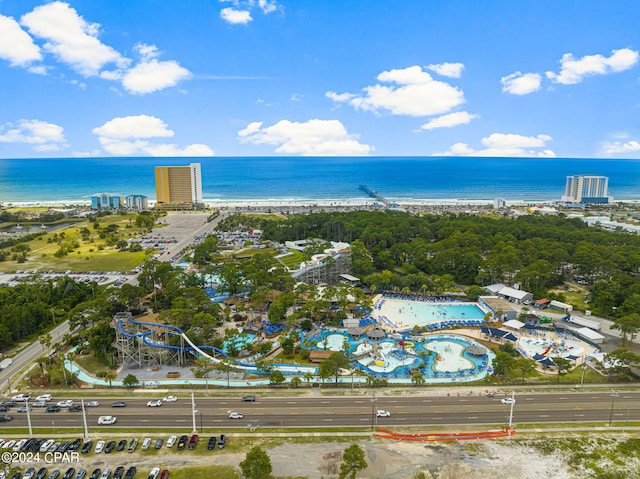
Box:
3;197;640;209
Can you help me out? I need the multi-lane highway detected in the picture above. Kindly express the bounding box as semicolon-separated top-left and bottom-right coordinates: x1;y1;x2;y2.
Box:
2;392;639;431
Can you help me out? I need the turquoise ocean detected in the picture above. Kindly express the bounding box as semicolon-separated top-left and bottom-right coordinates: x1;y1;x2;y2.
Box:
1;156;639;204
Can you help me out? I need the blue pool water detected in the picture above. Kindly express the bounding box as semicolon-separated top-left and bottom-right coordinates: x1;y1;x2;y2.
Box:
376;299;487;329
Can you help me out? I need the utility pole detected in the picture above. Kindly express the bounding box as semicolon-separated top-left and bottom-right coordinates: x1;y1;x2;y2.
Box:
608;389;618;427
25;399;33;438
81;398;89;440
191;392;197;434
580;357;587;389
370;393;376;431
507;391;515;429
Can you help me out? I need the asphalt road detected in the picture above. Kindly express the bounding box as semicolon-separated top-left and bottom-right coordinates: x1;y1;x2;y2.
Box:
0;321;73;395
2;392;639;431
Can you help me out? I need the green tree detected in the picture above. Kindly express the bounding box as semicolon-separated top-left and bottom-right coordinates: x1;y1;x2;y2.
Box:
194;356;214;392
290;376;302;388
216;359;235;388
491;351;515;377
411;371;425;386
552;357;572;383
339;444;367;479
611;313;640;346
269;370;285;386
513;357;537;384
122;373;139;388
239;445;273;479
319;352;351;385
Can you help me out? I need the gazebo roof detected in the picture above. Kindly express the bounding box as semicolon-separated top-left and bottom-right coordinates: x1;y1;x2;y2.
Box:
347;327;365;336
467;345;487;356
367;328;386;339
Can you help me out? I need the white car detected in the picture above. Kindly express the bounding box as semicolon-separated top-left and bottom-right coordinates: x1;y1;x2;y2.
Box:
146;400;162;407
57;399;73;407
3;440;15;450
97;415;117;425
166;435;177;448
94;440;105;453
228;411;243;419
39;439;54;452
148;468;160;479
141;438;152;451
162;396;177;402
12;394;30;402
86;401;100;407
376;410;391;417
501;397;516;404
36;394;52;402
13;439;26;451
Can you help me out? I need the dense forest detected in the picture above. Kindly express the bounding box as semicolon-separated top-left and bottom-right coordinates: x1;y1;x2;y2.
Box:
218;211;640;320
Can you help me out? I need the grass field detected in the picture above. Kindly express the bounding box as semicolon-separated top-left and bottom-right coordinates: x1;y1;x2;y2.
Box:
0;214;154;273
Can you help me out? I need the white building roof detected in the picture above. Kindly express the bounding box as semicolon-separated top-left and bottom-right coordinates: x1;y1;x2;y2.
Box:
503;319;525;330
499;286;531;300
575;327;605;341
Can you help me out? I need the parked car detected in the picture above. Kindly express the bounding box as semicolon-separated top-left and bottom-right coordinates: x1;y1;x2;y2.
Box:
187;435;198;450
112;468;125;479
218;435;227;449
68;439;82;452
166;436;176;448
48;470;61;479
0;405;9;412
88;469;101;479
94;441;105;454
99;468;111;479
40;439;55;452
176;435;188;450
159;472;168;479
111;402;126;408
123;468;136;479
146;468;160;479
23;468;36;479
207;437;217;450
154;438;163;449
104;441;116;454
62;469;75;479
116;440;127;452
74;469;86;479
34;468;48;479
127;439;138;453
80;441;93;454
141;438;151;451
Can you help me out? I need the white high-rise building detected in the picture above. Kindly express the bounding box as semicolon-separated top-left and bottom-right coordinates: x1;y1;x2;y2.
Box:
562;175;610;204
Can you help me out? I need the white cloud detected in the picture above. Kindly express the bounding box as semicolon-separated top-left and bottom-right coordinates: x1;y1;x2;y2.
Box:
327;65;465;117
289;93;303;102
546;48;639;85
20;1;128;76
258;0;279;14
600;140;640;155
426;62;464;78
0;119;67;151
92;115;174;139
501;71;542;95
439;133;555;157
0;14;42;66
220;8;253;25
92;115;213;156
121;44;191;94
238;119;373;155
419;111;478;131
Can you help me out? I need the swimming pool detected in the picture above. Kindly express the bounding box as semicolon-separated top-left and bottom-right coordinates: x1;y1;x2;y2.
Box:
309;330;493;381
376;298;487;329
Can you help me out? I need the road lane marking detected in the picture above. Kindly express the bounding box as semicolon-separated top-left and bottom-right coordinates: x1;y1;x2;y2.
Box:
468;416;478;419
539;415;550;417
574;414;585;417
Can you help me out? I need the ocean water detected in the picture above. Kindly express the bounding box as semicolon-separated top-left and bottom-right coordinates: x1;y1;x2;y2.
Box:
2;156;639;204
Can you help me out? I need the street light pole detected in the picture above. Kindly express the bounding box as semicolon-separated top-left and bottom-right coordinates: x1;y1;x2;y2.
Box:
24;399;33;438
608;389;618;427
507;391;515;429
191;392;197;434
370;393;376;431
580;357;586;389
81;398;89;440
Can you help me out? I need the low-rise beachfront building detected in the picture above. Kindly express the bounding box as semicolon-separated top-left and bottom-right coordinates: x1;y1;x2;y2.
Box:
288;241;352;285
478;296;517;322
126;194;149;210
485;283;533;304
91;193;124;210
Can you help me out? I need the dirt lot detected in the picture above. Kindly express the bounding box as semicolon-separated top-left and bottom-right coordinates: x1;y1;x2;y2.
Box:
12;436;580;479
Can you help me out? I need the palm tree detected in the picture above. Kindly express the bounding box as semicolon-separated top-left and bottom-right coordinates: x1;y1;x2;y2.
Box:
216;359;235;388
303;371;314;386
195;356;214;392
290;377;302;388
103;371;116;387
411;372;425;386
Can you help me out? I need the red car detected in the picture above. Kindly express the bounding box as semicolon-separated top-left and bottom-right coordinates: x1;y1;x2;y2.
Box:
187;434;199;450
159;471;169;479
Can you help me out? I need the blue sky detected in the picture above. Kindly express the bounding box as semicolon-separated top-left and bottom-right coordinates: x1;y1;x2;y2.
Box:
1;1;640;158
